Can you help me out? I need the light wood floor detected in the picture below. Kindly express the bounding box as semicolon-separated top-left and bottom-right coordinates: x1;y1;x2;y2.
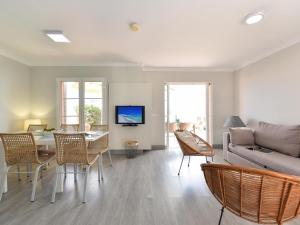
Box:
0;147;300;225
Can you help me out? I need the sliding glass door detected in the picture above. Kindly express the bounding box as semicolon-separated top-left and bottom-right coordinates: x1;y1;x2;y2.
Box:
164;82;211;148
57;78;107;131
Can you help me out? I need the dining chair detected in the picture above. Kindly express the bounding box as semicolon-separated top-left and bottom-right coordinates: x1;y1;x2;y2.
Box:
60;124;80;177
201;163;300;225
167;122;178;133
51;133;100;203
0;133;54;202
178;122;194;131
88;124;112;180
60;124;80;132
27;123;55;158
27;124;48;132
174;130;214;175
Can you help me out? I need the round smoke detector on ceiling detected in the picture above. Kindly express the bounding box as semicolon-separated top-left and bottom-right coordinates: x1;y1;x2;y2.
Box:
244;12;264;25
129;23;140;32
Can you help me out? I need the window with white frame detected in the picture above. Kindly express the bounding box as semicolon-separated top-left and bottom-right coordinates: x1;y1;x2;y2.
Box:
57;78;107;131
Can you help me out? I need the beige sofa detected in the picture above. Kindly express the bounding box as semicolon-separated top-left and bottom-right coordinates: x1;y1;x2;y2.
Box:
223;121;300;176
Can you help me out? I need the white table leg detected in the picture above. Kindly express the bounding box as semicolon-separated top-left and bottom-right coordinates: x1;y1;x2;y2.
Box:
55;166;64;193
3;173;7;193
0;145;7;193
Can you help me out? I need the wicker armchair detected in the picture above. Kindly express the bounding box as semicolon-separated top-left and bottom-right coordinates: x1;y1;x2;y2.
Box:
0;133;54;202
60;124;79;132
201;163;300;225
51;133;100;203
87;125;111;180
174;130;214;175
27;124;48;132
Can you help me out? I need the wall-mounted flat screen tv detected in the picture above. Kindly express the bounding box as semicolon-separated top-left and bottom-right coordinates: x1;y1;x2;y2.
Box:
115;105;145;125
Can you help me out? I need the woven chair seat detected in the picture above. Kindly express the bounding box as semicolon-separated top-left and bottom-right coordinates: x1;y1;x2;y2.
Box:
185;140;213;155
87;147;109;155
9;154;55;165
175;130;214;156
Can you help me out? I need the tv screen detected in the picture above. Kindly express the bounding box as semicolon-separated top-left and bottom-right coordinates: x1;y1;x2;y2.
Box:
115;106;145;125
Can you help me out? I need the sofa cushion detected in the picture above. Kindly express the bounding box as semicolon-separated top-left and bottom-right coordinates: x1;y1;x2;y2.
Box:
229;144;300;176
229;127;254;145
254;121;300;157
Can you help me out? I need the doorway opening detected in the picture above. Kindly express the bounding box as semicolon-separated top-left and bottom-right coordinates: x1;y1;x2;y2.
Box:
164;83;212;149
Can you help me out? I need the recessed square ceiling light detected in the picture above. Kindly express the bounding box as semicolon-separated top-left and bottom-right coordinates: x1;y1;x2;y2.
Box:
45;30;70;43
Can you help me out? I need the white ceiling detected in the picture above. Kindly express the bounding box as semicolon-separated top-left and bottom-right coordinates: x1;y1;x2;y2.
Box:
0;0;300;70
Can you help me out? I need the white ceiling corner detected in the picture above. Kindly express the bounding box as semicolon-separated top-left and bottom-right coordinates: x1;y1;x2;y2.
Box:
236;38;300;71
0;45;30;66
141;66;234;72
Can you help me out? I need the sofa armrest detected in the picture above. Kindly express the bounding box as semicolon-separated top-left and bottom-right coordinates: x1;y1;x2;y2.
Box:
223;132;230;161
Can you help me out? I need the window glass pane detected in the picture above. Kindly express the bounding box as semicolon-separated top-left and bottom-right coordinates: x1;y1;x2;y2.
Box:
61;117;79;124
62;99;79;117
85;82;102;98
63;82;79;98
84;99;102;129
59;80;105;131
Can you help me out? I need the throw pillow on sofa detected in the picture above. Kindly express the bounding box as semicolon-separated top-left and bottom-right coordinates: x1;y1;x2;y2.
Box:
254;121;300;157
229;127;254;145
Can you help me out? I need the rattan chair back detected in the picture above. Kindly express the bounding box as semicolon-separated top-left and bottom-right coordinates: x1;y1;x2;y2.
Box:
27;124;48;132
201;163;300;225
179;122;193;131
54;133;90;165
0;133;40;165
60;124;79;132
90;124;108;131
89;125;108;149
168;122;178;132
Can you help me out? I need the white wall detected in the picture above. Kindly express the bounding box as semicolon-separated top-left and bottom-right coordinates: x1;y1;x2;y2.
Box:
3;39;300;147
3;40;300;148
30;67;235;147
235;42;300;127
0;55;31;131
109;83;152;149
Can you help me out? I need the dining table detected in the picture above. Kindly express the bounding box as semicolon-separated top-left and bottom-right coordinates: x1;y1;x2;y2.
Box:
0;131;109;194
